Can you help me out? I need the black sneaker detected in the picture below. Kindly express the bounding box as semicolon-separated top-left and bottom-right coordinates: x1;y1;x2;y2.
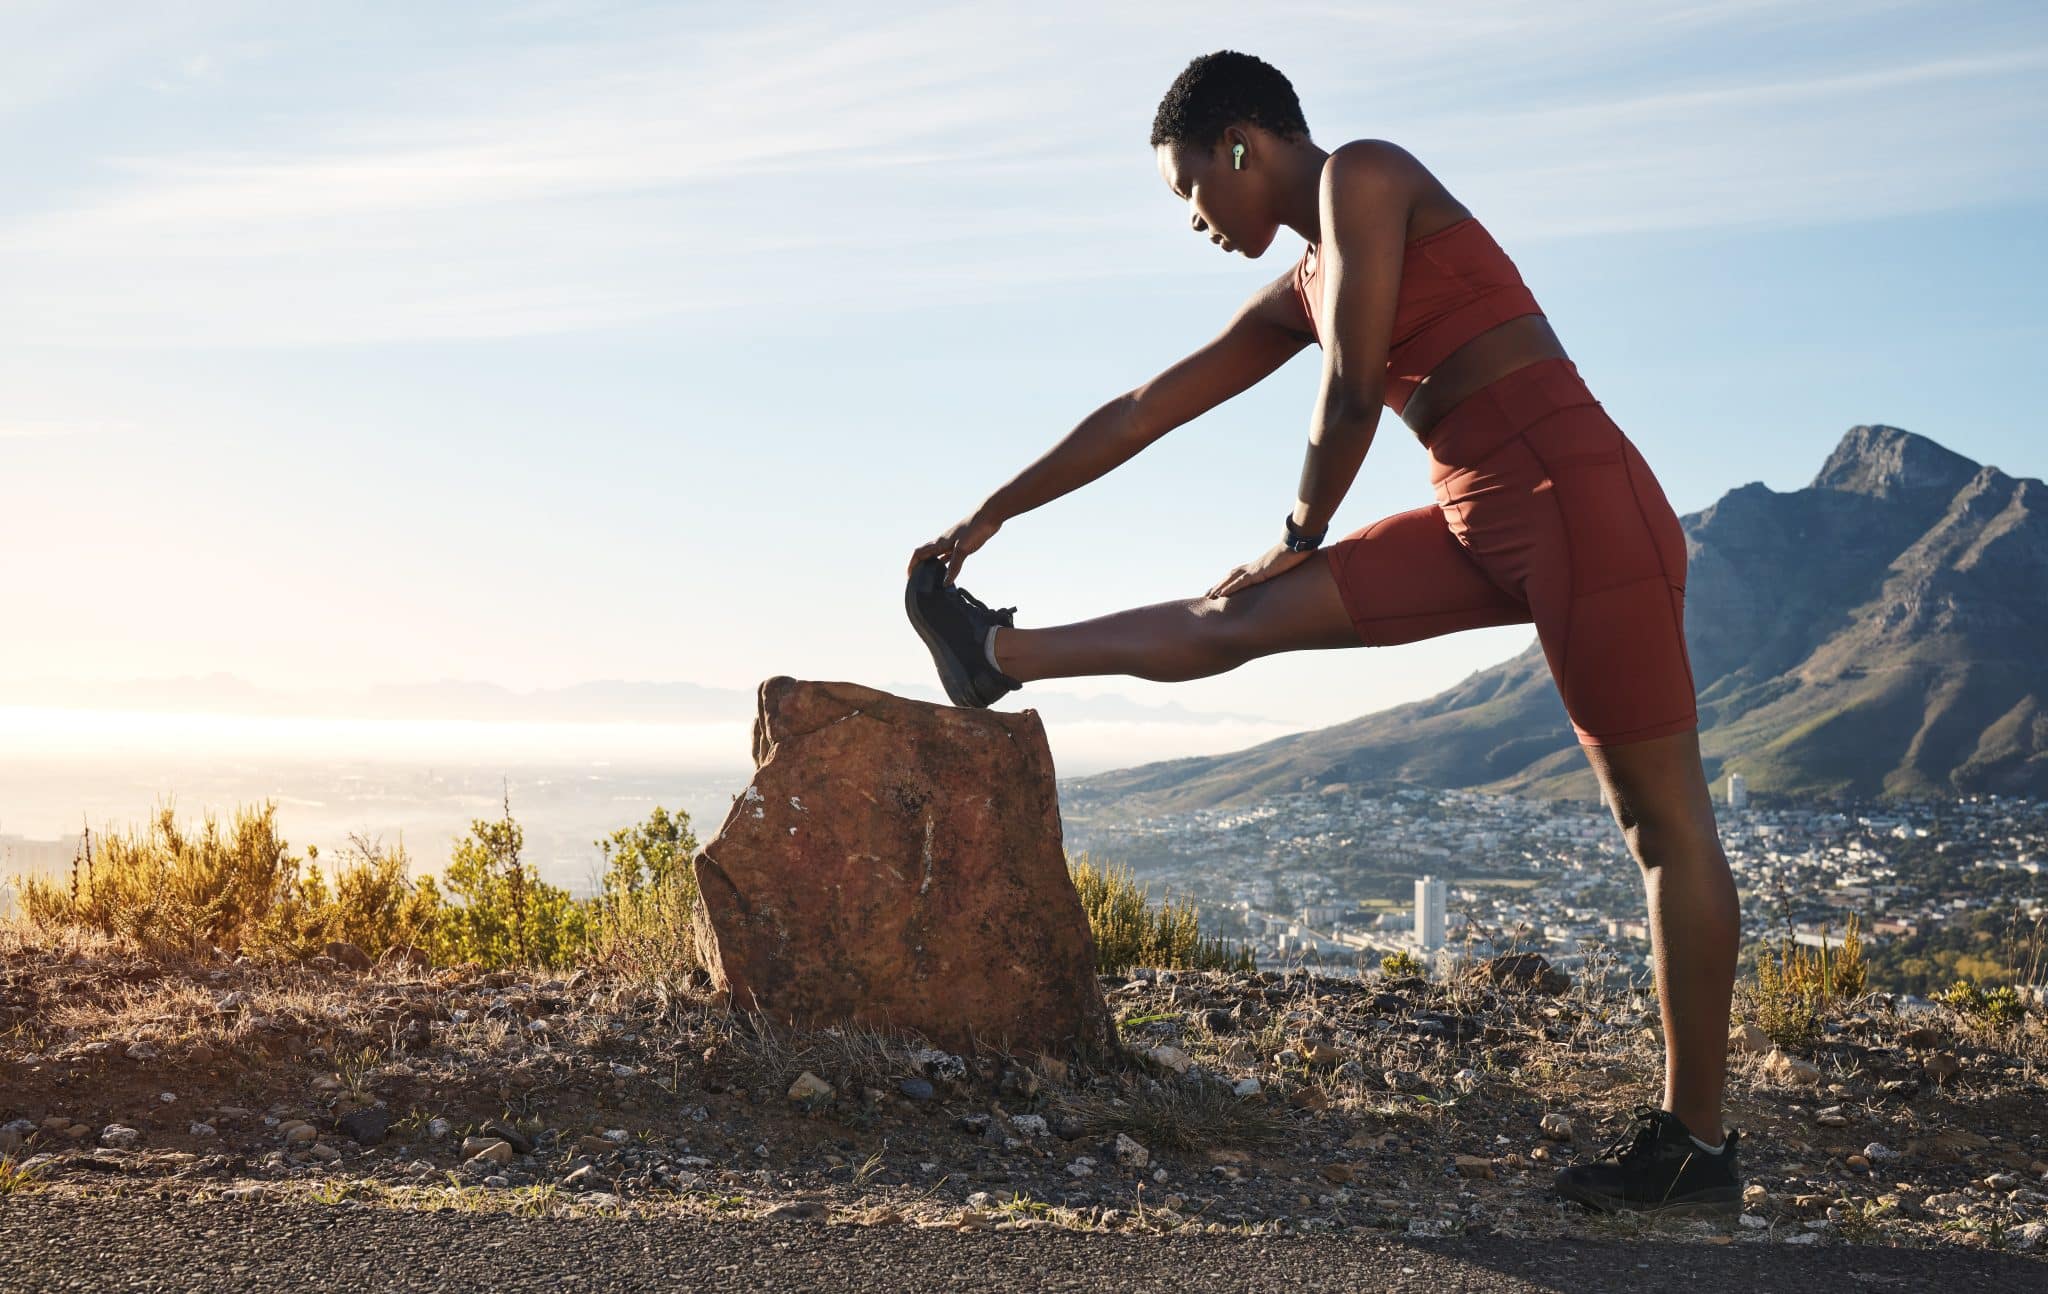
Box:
1553;1104;1743;1217
904;556;1022;708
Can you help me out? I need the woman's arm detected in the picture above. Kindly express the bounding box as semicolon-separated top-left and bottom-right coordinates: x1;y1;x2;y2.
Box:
1291;140;1416;537
978;274;1310;525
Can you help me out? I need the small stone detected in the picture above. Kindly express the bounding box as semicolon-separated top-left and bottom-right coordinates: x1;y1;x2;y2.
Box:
1010;1114;1049;1138
1453;1155;1495;1180
426;1117;453;1140
100;1125;142;1150
1815;1105;1849;1128
338;1109;393;1146
158;1091;176;1104
1845;1154;1870;1172
1864;1142;1898;1161
464;1137;514;1165
1762;1049;1822;1086
1384;1069;1427;1094
307;1142;341;1162
1539;1113;1574;1142
1065;1156;1096;1178
897;1078;934;1102
764;1200;828;1222
787;1071;834;1103
1146;1045;1192;1075
1318;1163;1356;1185
577;1135;615;1156
125;1041;160;1062
1232;1077;1262;1097
281;1123;317;1146
1924;1192;1968;1213
564;1164;612;1191
1728;1023;1772;1054
1113;1133;1149;1169
189;1123;218;1137
1743;1183;1769;1207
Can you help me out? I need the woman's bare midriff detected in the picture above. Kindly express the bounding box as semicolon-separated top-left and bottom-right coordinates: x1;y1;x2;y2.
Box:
1399;314;1570;440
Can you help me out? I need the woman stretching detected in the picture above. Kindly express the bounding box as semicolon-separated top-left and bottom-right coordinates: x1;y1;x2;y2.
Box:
905;49;1743;1218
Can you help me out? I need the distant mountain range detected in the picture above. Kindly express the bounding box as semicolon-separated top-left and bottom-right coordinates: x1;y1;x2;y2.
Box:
1061;426;2048;811
0;673;1285;730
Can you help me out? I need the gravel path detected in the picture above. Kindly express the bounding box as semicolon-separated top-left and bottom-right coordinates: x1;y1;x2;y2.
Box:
4;1196;2045;1293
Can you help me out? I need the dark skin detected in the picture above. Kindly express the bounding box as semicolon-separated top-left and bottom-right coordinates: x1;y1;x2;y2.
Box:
907;125;1738;1141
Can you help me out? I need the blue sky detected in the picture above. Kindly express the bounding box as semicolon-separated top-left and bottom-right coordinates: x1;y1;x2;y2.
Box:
4;0;2045;742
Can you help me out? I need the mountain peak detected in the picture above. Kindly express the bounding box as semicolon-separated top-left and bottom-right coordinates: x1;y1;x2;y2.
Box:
1810;425;1979;499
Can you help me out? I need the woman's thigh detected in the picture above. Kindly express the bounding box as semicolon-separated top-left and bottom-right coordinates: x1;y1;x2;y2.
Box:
1217;504;1534;660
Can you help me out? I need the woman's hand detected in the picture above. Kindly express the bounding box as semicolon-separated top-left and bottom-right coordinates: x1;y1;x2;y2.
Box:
1206;541;1313;600
908;508;1002;585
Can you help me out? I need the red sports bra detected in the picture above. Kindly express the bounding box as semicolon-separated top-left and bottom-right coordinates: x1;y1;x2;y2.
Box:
1290;216;1543;417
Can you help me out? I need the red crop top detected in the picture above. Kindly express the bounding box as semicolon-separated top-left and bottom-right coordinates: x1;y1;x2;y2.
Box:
1290;216;1543;417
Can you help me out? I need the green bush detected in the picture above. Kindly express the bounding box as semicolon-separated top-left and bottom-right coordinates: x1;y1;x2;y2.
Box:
419;791;587;970
1066;849;1253;975
12;801;433;960
584;805;703;974
1380;949;1425;979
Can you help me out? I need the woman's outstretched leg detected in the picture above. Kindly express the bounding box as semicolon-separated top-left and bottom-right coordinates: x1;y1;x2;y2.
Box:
993;551;1360;683
990;506;1534;684
1583;728;1741;1141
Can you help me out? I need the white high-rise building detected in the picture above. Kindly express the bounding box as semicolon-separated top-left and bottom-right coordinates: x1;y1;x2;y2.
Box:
1727;773;1748;810
1414;874;1447;952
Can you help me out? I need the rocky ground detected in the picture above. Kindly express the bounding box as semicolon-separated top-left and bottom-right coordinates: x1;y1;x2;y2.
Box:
3;930;2046;1262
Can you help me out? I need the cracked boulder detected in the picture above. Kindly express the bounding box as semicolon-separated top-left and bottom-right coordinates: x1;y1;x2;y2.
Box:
691;676;1114;1059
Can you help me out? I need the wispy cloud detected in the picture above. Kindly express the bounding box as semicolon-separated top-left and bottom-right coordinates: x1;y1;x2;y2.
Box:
2;1;2040;347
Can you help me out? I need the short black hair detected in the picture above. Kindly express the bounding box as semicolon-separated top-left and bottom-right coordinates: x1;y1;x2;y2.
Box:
1149;50;1310;152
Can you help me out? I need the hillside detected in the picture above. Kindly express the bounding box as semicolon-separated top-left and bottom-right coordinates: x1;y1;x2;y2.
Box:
1061;426;2048;812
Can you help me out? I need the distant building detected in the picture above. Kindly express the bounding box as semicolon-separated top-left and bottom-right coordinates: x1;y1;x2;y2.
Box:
1414;874;1447;952
1727;773;1748;810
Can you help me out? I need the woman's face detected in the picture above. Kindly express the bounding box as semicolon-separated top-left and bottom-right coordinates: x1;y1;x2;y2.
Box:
1155;134;1270;257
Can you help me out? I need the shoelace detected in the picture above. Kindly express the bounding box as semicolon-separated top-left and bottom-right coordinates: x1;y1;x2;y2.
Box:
953;585;1016;621
1594;1103;1669;1166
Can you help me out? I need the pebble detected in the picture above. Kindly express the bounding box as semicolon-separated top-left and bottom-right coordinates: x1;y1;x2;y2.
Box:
1815;1105;1849;1127
189;1123;218;1137
307;1142;341;1162
1113;1134;1150;1170
787;1072;834;1103
465;1138;514;1165
1763;1050;1823;1086
898;1078;934;1102
1845;1154;1870;1171
1147;1045;1192;1075
427;1118;453;1140
1066;1157;1096;1178
1010;1115;1049;1138
1728;1023;1772;1054
125;1042;160;1062
1232;1077;1262;1097
1453;1155;1495;1180
1539;1113;1574;1142
100;1125;141;1150
281;1123;317;1146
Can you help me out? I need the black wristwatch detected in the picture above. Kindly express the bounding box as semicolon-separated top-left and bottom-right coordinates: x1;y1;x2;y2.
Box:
1283;512;1327;553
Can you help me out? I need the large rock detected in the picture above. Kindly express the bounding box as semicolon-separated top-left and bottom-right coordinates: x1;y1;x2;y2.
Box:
691;677;1114;1059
